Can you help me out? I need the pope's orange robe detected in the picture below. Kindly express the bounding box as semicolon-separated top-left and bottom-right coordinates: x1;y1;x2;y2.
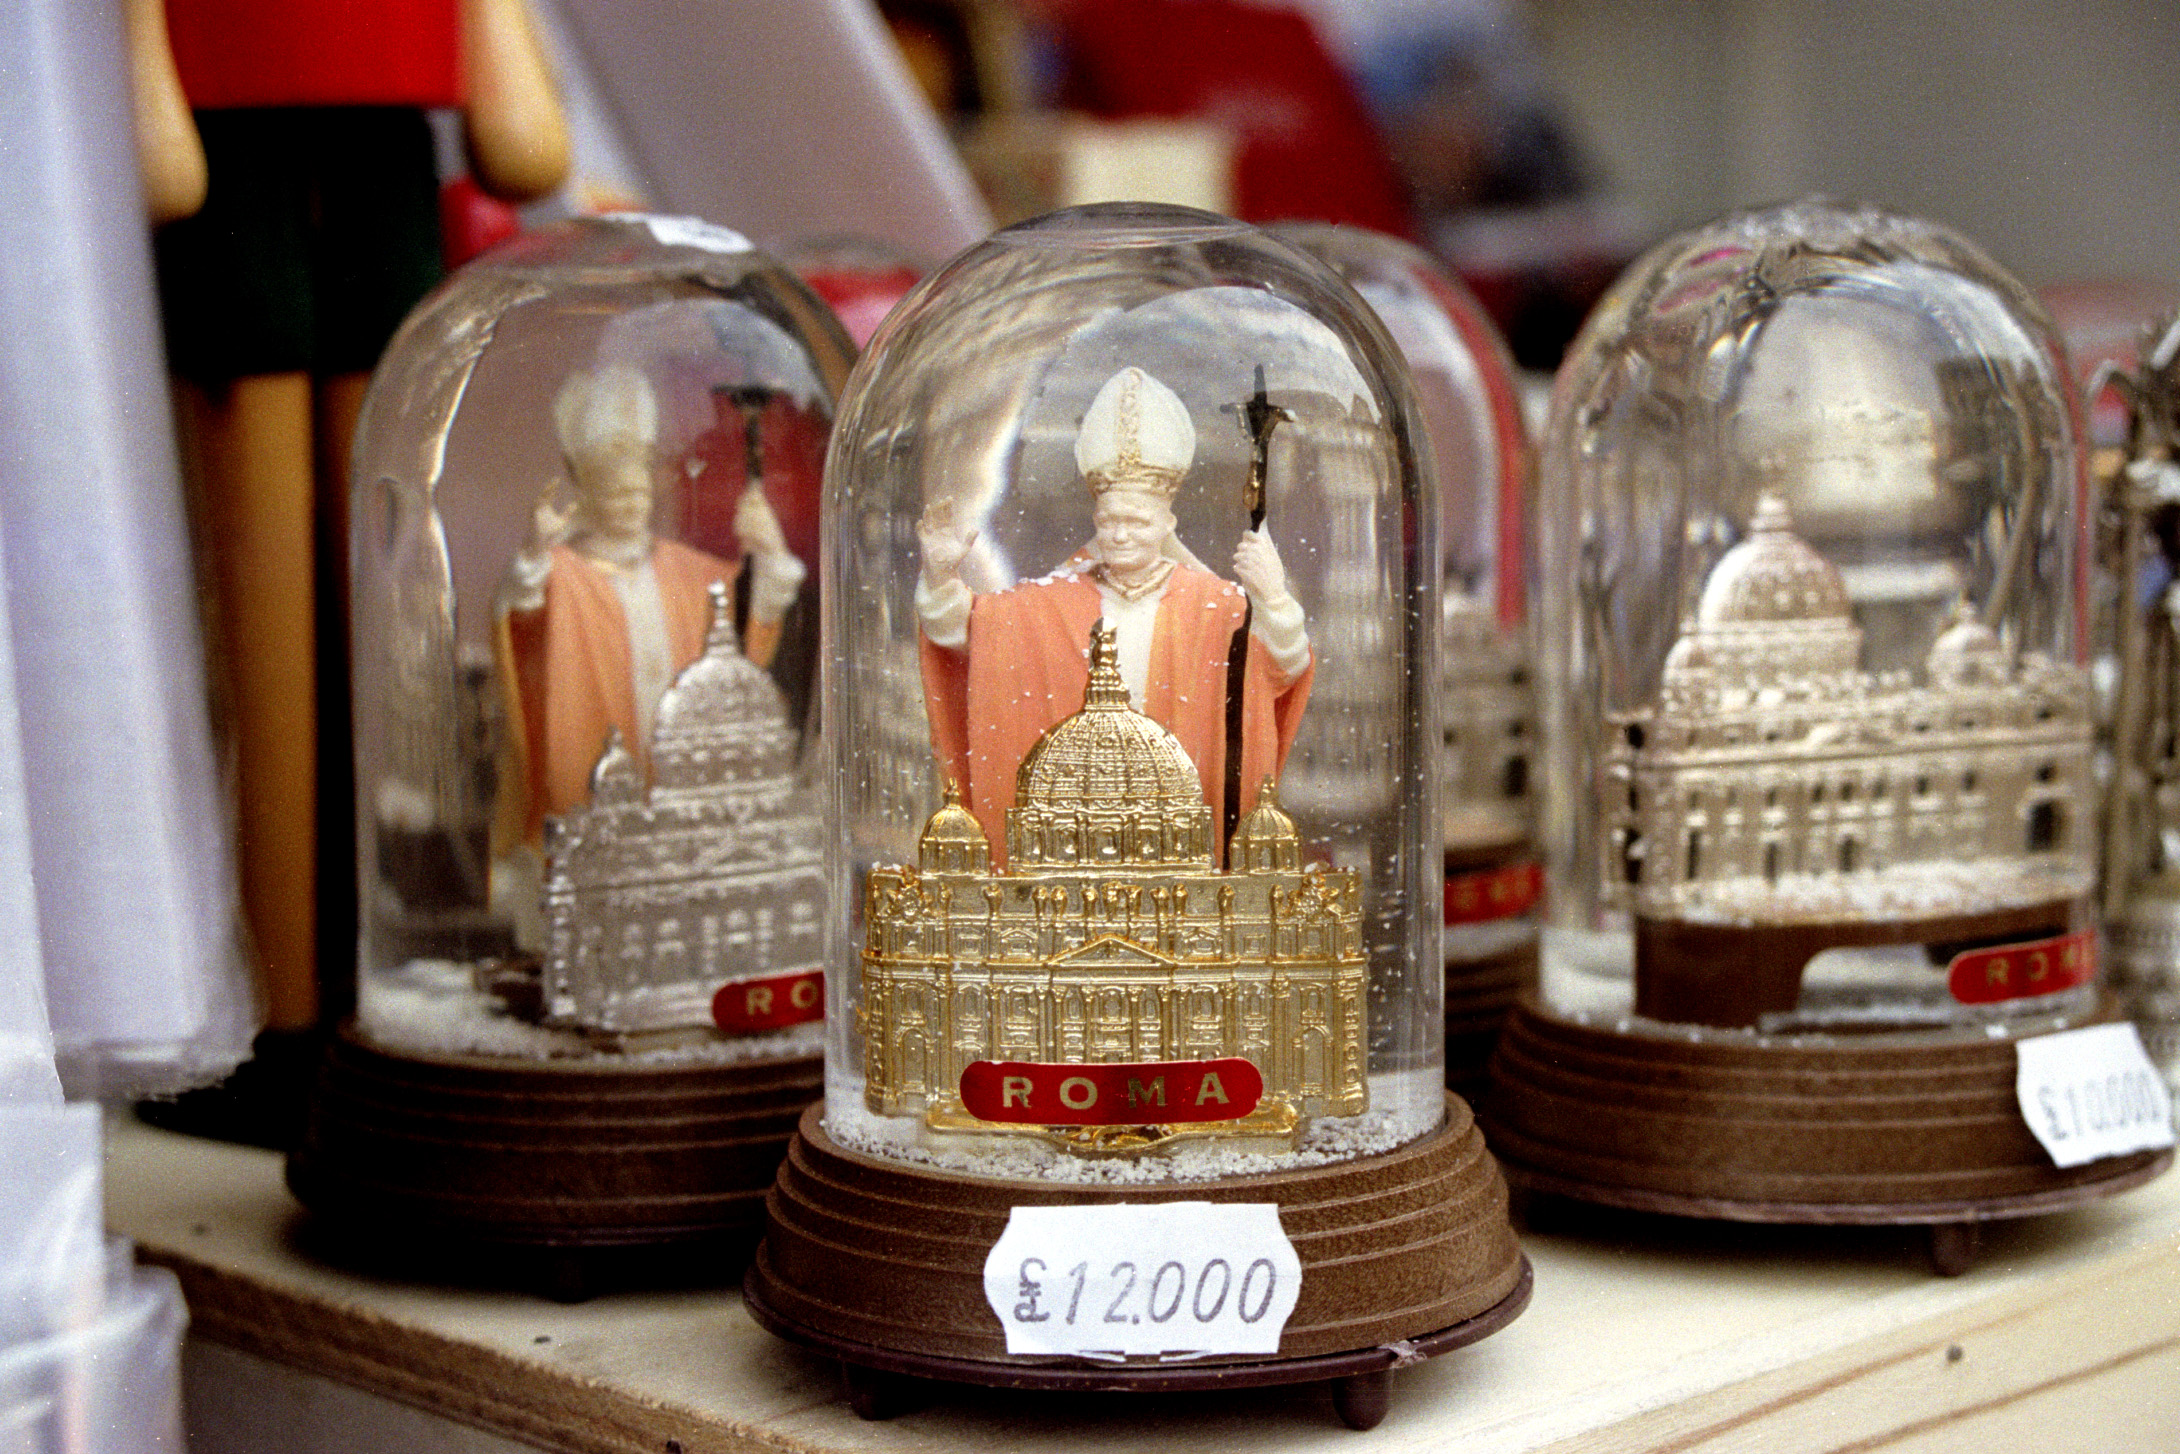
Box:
919;566;1313;864
496;539;774;844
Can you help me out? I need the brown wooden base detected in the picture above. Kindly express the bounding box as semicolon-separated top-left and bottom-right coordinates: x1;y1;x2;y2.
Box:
748;1260;1532;1429
1634;899;2079;1028
745;1094;1528;1426
1483;996;2171;1273
1446;937;1538;1100
286;1021;821;1299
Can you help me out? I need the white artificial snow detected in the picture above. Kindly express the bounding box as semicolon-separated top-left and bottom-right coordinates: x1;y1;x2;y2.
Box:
1667;859;2093;926
357;958;822;1065
824;1067;1444;1185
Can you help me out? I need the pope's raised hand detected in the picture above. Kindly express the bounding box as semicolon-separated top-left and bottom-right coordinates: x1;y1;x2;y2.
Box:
734;485;790;559
1232;527;1291;607
529;487;576;552
918;497;978;584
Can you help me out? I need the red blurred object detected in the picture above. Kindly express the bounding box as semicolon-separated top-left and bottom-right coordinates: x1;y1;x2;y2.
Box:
676;389;830;577
1051;0;1414;235
801;265;924;349
164;0;463;109
781;235;930;350
1444;861;1541;926
2040;280;2180;448
438;177;523;269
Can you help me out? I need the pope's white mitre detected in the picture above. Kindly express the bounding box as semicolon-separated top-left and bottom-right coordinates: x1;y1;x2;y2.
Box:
1075;366;1194;496
555;363;659;462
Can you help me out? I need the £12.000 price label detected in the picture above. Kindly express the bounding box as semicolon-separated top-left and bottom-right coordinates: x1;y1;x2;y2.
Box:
981;1202;1302;1357
2015;1022;2176;1170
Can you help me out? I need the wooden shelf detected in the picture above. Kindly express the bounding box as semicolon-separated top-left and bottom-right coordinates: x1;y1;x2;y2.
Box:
107;1113;2180;1453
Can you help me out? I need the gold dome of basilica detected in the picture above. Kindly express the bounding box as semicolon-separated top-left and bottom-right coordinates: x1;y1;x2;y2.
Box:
1014;623;1205;807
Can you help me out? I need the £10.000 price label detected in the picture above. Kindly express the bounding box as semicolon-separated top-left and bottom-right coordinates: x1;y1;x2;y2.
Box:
2014;1022;2176;1169
981;1202;1302;1357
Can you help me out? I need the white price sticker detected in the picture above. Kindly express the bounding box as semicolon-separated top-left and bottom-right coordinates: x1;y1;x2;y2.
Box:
982;1202;1301;1358
605;213;752;256
2015;1023;2176;1169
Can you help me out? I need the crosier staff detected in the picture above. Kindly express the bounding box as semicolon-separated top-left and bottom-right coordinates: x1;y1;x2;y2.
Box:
723;383;776;640
1222;365;1294;854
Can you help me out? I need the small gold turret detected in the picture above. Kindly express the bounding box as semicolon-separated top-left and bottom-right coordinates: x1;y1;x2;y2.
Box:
1230;777;1300;872
918;780;991;874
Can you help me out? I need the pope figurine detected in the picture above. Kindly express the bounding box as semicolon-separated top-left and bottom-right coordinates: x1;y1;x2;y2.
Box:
915;365;1314;862
495;364;805;851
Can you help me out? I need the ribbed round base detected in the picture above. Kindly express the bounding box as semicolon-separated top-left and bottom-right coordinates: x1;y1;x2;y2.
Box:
287;1021;820;1296
1483;996;2169;1270
745;1093;1527;1423
1446;938;1537;1099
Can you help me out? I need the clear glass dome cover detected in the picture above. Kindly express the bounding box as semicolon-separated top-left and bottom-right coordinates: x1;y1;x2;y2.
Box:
349;213;854;1062
1537;198;2096;1036
1271;223;1537;962
821;202;1445;1179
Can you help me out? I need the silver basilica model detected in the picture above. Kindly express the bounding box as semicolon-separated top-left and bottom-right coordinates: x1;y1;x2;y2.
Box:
1607;494;2093;926
541;584;825;1040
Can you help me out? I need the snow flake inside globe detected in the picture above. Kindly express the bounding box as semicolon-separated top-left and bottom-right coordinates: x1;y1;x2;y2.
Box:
821;202;1447;1178
348;213;854;1064
1535;198;2098;1036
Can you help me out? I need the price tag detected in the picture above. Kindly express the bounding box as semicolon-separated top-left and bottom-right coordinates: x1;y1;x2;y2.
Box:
607;213;752;255
2015;1023;2176;1169
982;1202;1302;1358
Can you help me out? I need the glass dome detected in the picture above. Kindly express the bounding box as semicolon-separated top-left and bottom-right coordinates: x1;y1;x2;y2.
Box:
348;213;854;1062
820;202;1445;1178
1536;198;2096;1036
1271;224;1538;1065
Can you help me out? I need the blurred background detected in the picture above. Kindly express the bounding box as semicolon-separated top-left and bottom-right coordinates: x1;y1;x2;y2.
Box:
534;0;2180;371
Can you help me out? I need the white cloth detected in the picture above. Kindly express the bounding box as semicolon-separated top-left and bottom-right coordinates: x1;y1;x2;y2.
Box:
1092;581;1162;710
609;559;675;746
746;546;807;623
0;0;250;1096
915;572;972;650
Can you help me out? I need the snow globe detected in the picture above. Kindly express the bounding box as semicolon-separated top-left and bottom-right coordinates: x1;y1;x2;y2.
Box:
743;202;1527;1426
288;213;854;1294
1273;222;1536;1096
1488;199;2172;1274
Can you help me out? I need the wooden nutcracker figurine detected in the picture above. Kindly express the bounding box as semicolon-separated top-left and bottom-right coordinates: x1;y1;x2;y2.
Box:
126;0;569;1045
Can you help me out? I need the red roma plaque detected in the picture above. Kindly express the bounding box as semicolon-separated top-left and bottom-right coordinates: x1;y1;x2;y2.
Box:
1445;861;1542;925
1947;928;2096;1006
959;1058;1265;1125
712;969;824;1033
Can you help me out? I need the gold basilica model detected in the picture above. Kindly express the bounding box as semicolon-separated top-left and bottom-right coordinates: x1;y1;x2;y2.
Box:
860;625;1368;1147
